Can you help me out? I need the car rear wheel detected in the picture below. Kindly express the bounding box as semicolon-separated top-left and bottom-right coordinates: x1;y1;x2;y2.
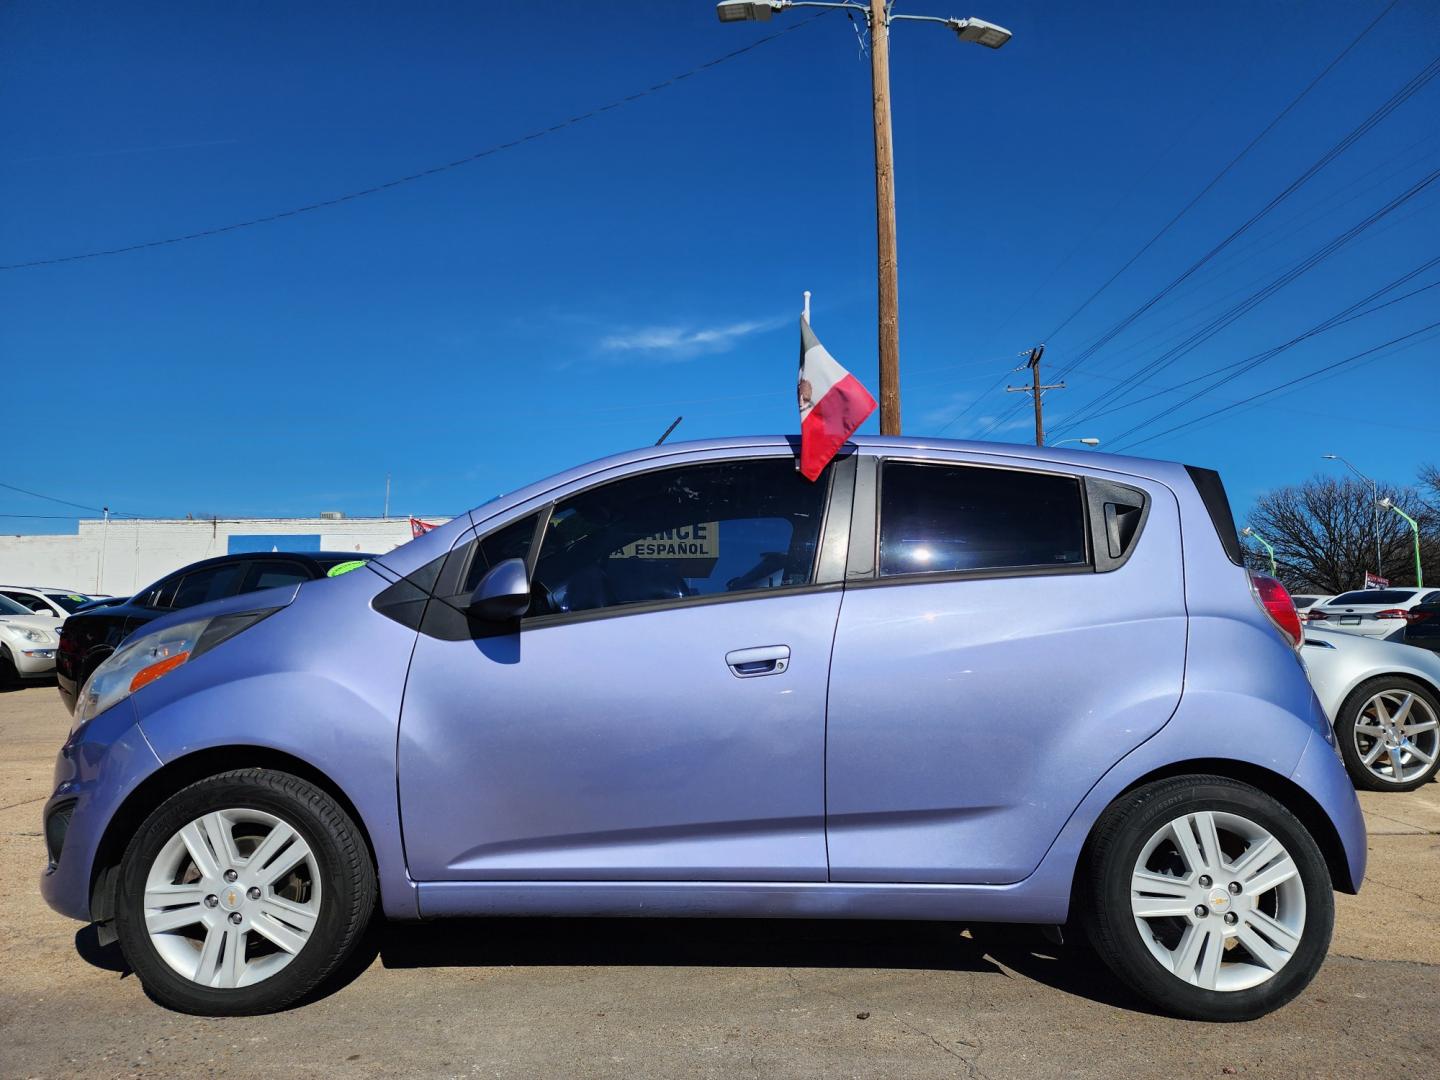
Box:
115;768;375;1015
1336;677;1440;791
1081;775;1333;1021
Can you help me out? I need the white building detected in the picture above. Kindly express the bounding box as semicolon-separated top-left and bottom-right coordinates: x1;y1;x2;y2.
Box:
0;514;451;597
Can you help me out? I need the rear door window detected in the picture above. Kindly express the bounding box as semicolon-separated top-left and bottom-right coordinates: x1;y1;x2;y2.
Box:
169;564;249;609
878;461;1088;577
242;560;313;593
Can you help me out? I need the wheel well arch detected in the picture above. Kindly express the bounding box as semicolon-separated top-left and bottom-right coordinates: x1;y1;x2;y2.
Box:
1072;757;1358;906
1337;669;1440;718
88;745;378;922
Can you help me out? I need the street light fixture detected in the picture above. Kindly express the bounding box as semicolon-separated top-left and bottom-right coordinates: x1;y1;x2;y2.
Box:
718;1;1012;436
1242;526;1277;576
1378;497;1423;588
716;1;781;20
1322;453;1382;578
1053;437;1100;448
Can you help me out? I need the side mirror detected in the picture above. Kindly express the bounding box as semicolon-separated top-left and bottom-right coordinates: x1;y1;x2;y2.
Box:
467;558;531;621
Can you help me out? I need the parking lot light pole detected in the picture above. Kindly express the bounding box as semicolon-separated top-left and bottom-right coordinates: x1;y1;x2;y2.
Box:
1323;453;1382;577
1242;526;1277;575
1379;498;1423;588
717;1;1012;436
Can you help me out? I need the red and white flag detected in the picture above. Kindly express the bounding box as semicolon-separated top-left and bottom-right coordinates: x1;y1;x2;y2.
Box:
796;316;876;481
409;516;439;538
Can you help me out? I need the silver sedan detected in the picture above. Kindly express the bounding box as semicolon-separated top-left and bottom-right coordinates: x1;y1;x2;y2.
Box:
1302;626;1440;791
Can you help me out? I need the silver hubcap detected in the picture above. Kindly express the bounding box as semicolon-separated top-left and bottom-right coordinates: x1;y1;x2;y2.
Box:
143;809;322;989
1131;811;1306;992
1353;689;1439;785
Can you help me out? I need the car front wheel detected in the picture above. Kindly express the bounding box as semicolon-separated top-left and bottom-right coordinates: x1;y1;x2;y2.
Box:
114;768;375;1015
1080;775;1334;1022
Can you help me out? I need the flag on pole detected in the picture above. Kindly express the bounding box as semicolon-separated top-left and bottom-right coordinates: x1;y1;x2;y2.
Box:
409;516;439;538
796;316;876;481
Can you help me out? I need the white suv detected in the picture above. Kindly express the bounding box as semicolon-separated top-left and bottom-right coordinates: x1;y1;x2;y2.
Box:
0;593;60;685
0;586;101;620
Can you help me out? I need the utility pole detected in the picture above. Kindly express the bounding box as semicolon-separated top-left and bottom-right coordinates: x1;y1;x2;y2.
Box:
1006;345;1065;446
870;0;900;436
383;474;391;520
716;3;1012;438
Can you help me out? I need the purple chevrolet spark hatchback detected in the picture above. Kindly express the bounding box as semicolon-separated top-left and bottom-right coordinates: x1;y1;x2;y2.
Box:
41;437;1364;1020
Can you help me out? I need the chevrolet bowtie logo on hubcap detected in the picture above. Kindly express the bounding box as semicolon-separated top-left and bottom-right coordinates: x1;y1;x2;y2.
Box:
222;888;242;909
1209;890;1231;912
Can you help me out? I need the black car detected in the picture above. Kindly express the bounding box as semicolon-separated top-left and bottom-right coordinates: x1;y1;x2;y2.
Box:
55;551;373;713
1404;599;1440;653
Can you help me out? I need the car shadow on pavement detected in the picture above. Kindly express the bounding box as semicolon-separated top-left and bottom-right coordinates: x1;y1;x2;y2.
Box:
72;915;1159;1015
344;918;1155;1015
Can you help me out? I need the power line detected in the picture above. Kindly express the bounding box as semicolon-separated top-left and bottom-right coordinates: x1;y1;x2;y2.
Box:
1050;48;1440;386
0;14;830;272
956;45;1437;443
1064;272;1440;430
1095;264;1440;446
1052;165;1440;434
1037;0;1403;348
1114;320;1440;452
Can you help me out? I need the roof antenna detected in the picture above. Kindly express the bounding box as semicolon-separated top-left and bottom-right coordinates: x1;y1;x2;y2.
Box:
655;415;683;445
802;290;811;324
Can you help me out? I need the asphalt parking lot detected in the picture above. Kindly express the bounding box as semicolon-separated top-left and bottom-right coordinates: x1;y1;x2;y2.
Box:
2;683;1436;1079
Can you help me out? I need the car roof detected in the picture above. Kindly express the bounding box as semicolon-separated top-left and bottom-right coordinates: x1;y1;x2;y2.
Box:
0;586;93;594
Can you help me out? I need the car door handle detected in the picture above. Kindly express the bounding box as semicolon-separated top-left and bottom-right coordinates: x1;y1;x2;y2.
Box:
725;645;790;678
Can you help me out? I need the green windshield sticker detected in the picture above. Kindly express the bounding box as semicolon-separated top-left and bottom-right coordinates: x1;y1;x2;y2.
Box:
326;560;368;578
67;594;89;602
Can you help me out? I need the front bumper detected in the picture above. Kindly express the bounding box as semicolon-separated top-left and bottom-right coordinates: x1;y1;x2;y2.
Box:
7;644;57;678
39;700;161;923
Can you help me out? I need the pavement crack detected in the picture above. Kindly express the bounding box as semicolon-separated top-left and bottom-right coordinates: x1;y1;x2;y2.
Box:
1362;873;1440;907
0;795;46;813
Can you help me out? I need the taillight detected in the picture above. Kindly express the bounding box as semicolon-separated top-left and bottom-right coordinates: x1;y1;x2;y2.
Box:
1374;608;1412;621
1305;609;1327;621
1249;573;1302;649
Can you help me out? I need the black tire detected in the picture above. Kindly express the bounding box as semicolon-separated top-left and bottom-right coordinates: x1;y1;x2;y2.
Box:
115;768;376;1015
1079;775;1334;1022
0;646;17;690
1335;676;1440;792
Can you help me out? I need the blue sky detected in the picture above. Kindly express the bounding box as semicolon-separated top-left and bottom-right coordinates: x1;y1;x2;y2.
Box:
3;0;1437;534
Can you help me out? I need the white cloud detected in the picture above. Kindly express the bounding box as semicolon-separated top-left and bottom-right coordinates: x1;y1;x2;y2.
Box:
599;315;788;360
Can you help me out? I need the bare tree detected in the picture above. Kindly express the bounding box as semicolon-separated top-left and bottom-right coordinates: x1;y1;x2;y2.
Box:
1241;475;1438;593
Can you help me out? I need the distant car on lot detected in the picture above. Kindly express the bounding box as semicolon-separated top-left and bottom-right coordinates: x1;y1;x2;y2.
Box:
41;437;1363;1022
1403;597;1440;654
54;551;373;712
0;593;59;686
0;586;101;620
1305;588;1440;638
1291;594;1333;621
1301;627;1440;791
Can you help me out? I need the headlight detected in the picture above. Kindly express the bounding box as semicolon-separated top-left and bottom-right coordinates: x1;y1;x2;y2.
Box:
4;624;53;644
73;609;276;729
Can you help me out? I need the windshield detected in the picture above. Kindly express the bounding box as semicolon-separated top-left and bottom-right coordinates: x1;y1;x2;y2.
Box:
44;592;95;613
0;594;32;616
